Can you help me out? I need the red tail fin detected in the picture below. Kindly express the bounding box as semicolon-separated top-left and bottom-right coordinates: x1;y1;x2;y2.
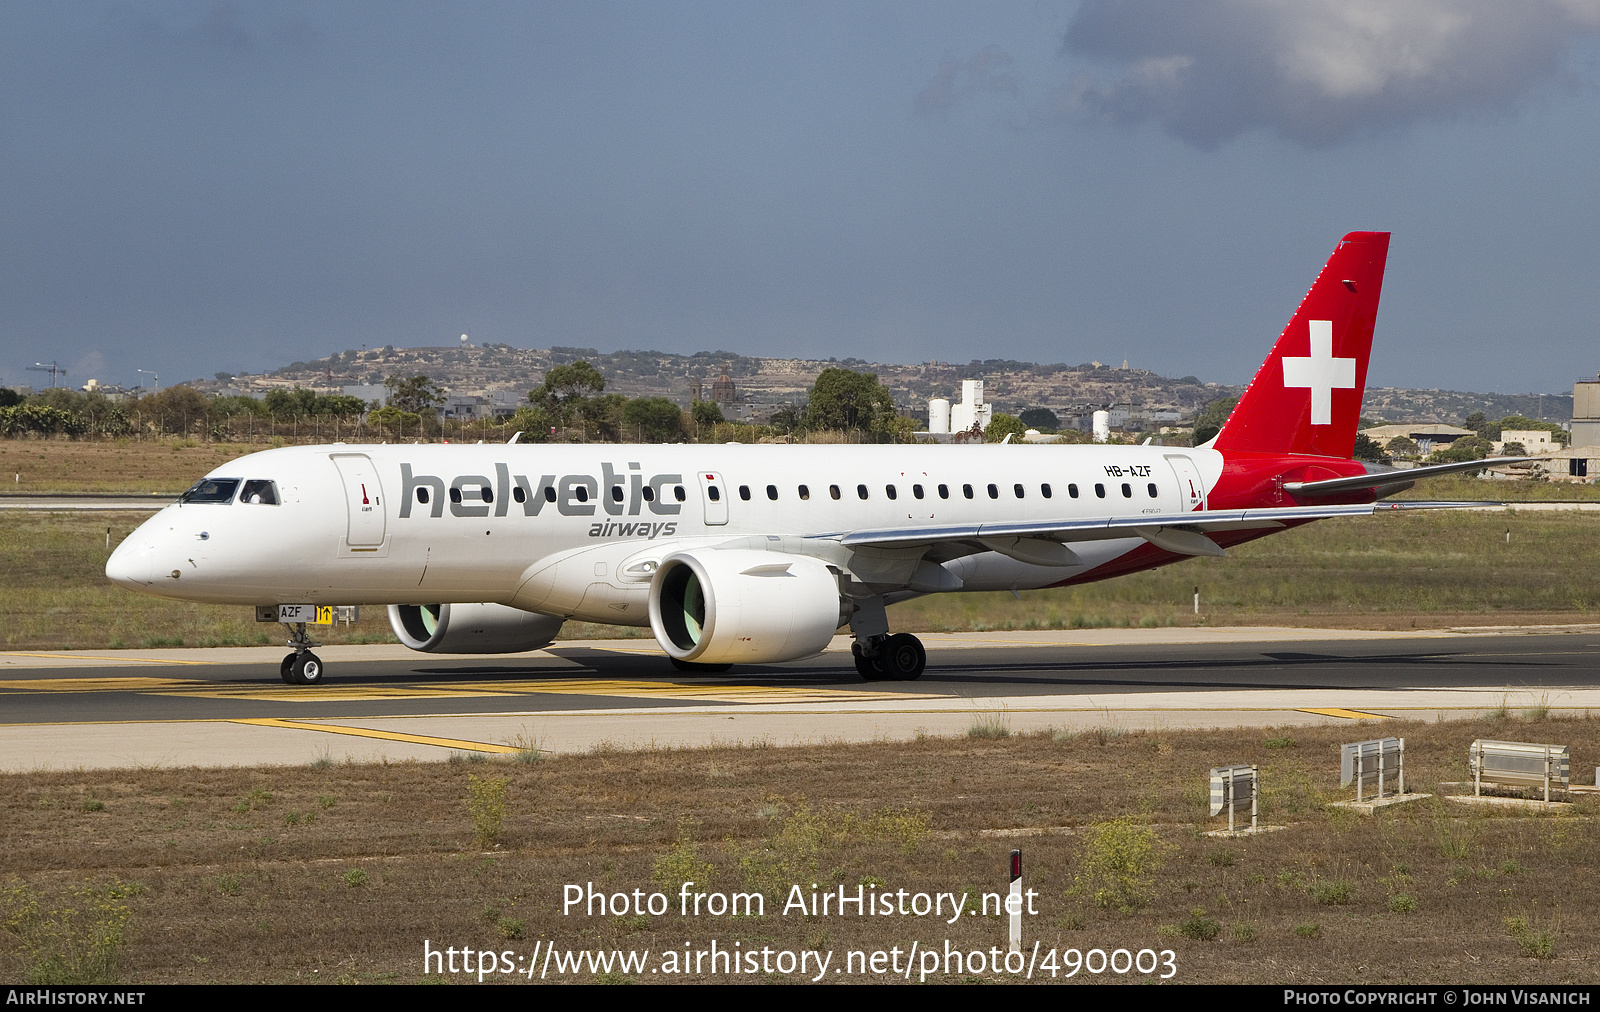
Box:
1214;232;1390;459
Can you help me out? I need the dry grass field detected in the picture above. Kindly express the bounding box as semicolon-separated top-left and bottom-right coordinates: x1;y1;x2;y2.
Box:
0;439;260;495
1;716;1595;984
3;506;1597;651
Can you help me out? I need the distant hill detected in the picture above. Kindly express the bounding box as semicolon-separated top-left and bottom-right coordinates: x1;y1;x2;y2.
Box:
192;344;1573;426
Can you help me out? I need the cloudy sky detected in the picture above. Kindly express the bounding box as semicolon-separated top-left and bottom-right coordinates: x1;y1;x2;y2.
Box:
3;1;1598;396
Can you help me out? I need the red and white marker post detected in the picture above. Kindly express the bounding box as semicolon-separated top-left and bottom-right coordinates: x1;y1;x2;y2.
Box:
1009;849;1022;954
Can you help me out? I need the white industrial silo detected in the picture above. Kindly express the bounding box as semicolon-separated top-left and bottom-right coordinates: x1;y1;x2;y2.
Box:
1092;409;1110;443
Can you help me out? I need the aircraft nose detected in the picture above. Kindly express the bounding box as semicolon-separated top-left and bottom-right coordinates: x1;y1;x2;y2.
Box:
105;531;156;588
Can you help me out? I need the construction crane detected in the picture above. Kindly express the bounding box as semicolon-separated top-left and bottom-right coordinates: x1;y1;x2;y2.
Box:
26;362;66;388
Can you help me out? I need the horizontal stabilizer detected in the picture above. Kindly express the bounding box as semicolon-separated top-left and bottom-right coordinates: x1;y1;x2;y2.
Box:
1285;457;1529;496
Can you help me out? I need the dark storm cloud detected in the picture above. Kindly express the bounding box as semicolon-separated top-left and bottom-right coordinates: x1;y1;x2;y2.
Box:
1059;0;1600;148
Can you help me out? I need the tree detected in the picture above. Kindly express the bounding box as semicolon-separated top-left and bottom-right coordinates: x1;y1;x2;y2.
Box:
132;385;210;435
1019;407;1059;431
529;361;607;433
34;387;86;413
691;400;725;427
508;404;557;442
264;387;319;420
985;413;1028;443
1385;435;1420;458
533;361;606;409
767;406;802;435
804;368;898;441
1190;396;1238;445
367;405;422;436
385;375;445;415
622;397;688;442
576;393;627;442
210;395;268;420
1352;433;1387;462
318;394;368;418
1427;434;1492;464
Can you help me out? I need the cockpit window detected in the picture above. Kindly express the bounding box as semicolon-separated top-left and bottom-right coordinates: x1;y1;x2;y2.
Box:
179;478;241;504
240;479;279;505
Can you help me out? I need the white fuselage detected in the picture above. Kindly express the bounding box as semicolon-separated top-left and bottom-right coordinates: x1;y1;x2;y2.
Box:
106;441;1224;623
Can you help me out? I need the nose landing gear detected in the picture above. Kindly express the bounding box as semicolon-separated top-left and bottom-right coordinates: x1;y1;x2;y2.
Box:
279;622;325;686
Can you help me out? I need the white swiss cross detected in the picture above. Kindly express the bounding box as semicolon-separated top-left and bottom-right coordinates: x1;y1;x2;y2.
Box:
1281;320;1355;426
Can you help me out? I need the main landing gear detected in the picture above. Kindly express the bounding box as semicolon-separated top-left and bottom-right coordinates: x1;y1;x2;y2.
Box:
279;622;325;686
847;593;925;681
852;632;926;681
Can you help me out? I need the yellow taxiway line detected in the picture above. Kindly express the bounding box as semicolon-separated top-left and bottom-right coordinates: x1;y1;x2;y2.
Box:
1297;707;1391;719
229;717;521;754
1;652;212;666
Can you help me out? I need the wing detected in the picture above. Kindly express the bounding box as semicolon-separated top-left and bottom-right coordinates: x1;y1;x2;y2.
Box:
828;499;1495;562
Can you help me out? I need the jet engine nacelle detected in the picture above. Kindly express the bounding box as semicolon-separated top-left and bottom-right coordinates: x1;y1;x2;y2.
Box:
648;549;846;665
388;602;565;654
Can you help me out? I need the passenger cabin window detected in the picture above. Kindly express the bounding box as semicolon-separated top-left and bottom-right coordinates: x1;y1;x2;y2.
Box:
1041;484;1052;499
448;487;462;504
574;486;589;503
1013;484;1024;498
857;484;869;500
766;484;778;500
1068;483;1079;498
544;486;558;503
611;486;623;502
798;485;810;500
938;484;949;499
885;485;897;500
641;486;655;502
240;479;278;505
674;486;687;502
1147;483;1158;498
963;484;974;499
416;487;430;504
739;485;751;501
912;484;924;499
512;486;527;504
1121;483;1132;498
987;483;999;499
1094;483;1106;498
180;478;240;504
708;486;721;502
829;485;841;500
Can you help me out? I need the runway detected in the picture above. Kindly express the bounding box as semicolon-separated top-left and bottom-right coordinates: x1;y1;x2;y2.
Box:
4;625;1599;771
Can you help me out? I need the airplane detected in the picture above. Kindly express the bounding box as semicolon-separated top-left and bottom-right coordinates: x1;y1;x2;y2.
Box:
106;231;1516;686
